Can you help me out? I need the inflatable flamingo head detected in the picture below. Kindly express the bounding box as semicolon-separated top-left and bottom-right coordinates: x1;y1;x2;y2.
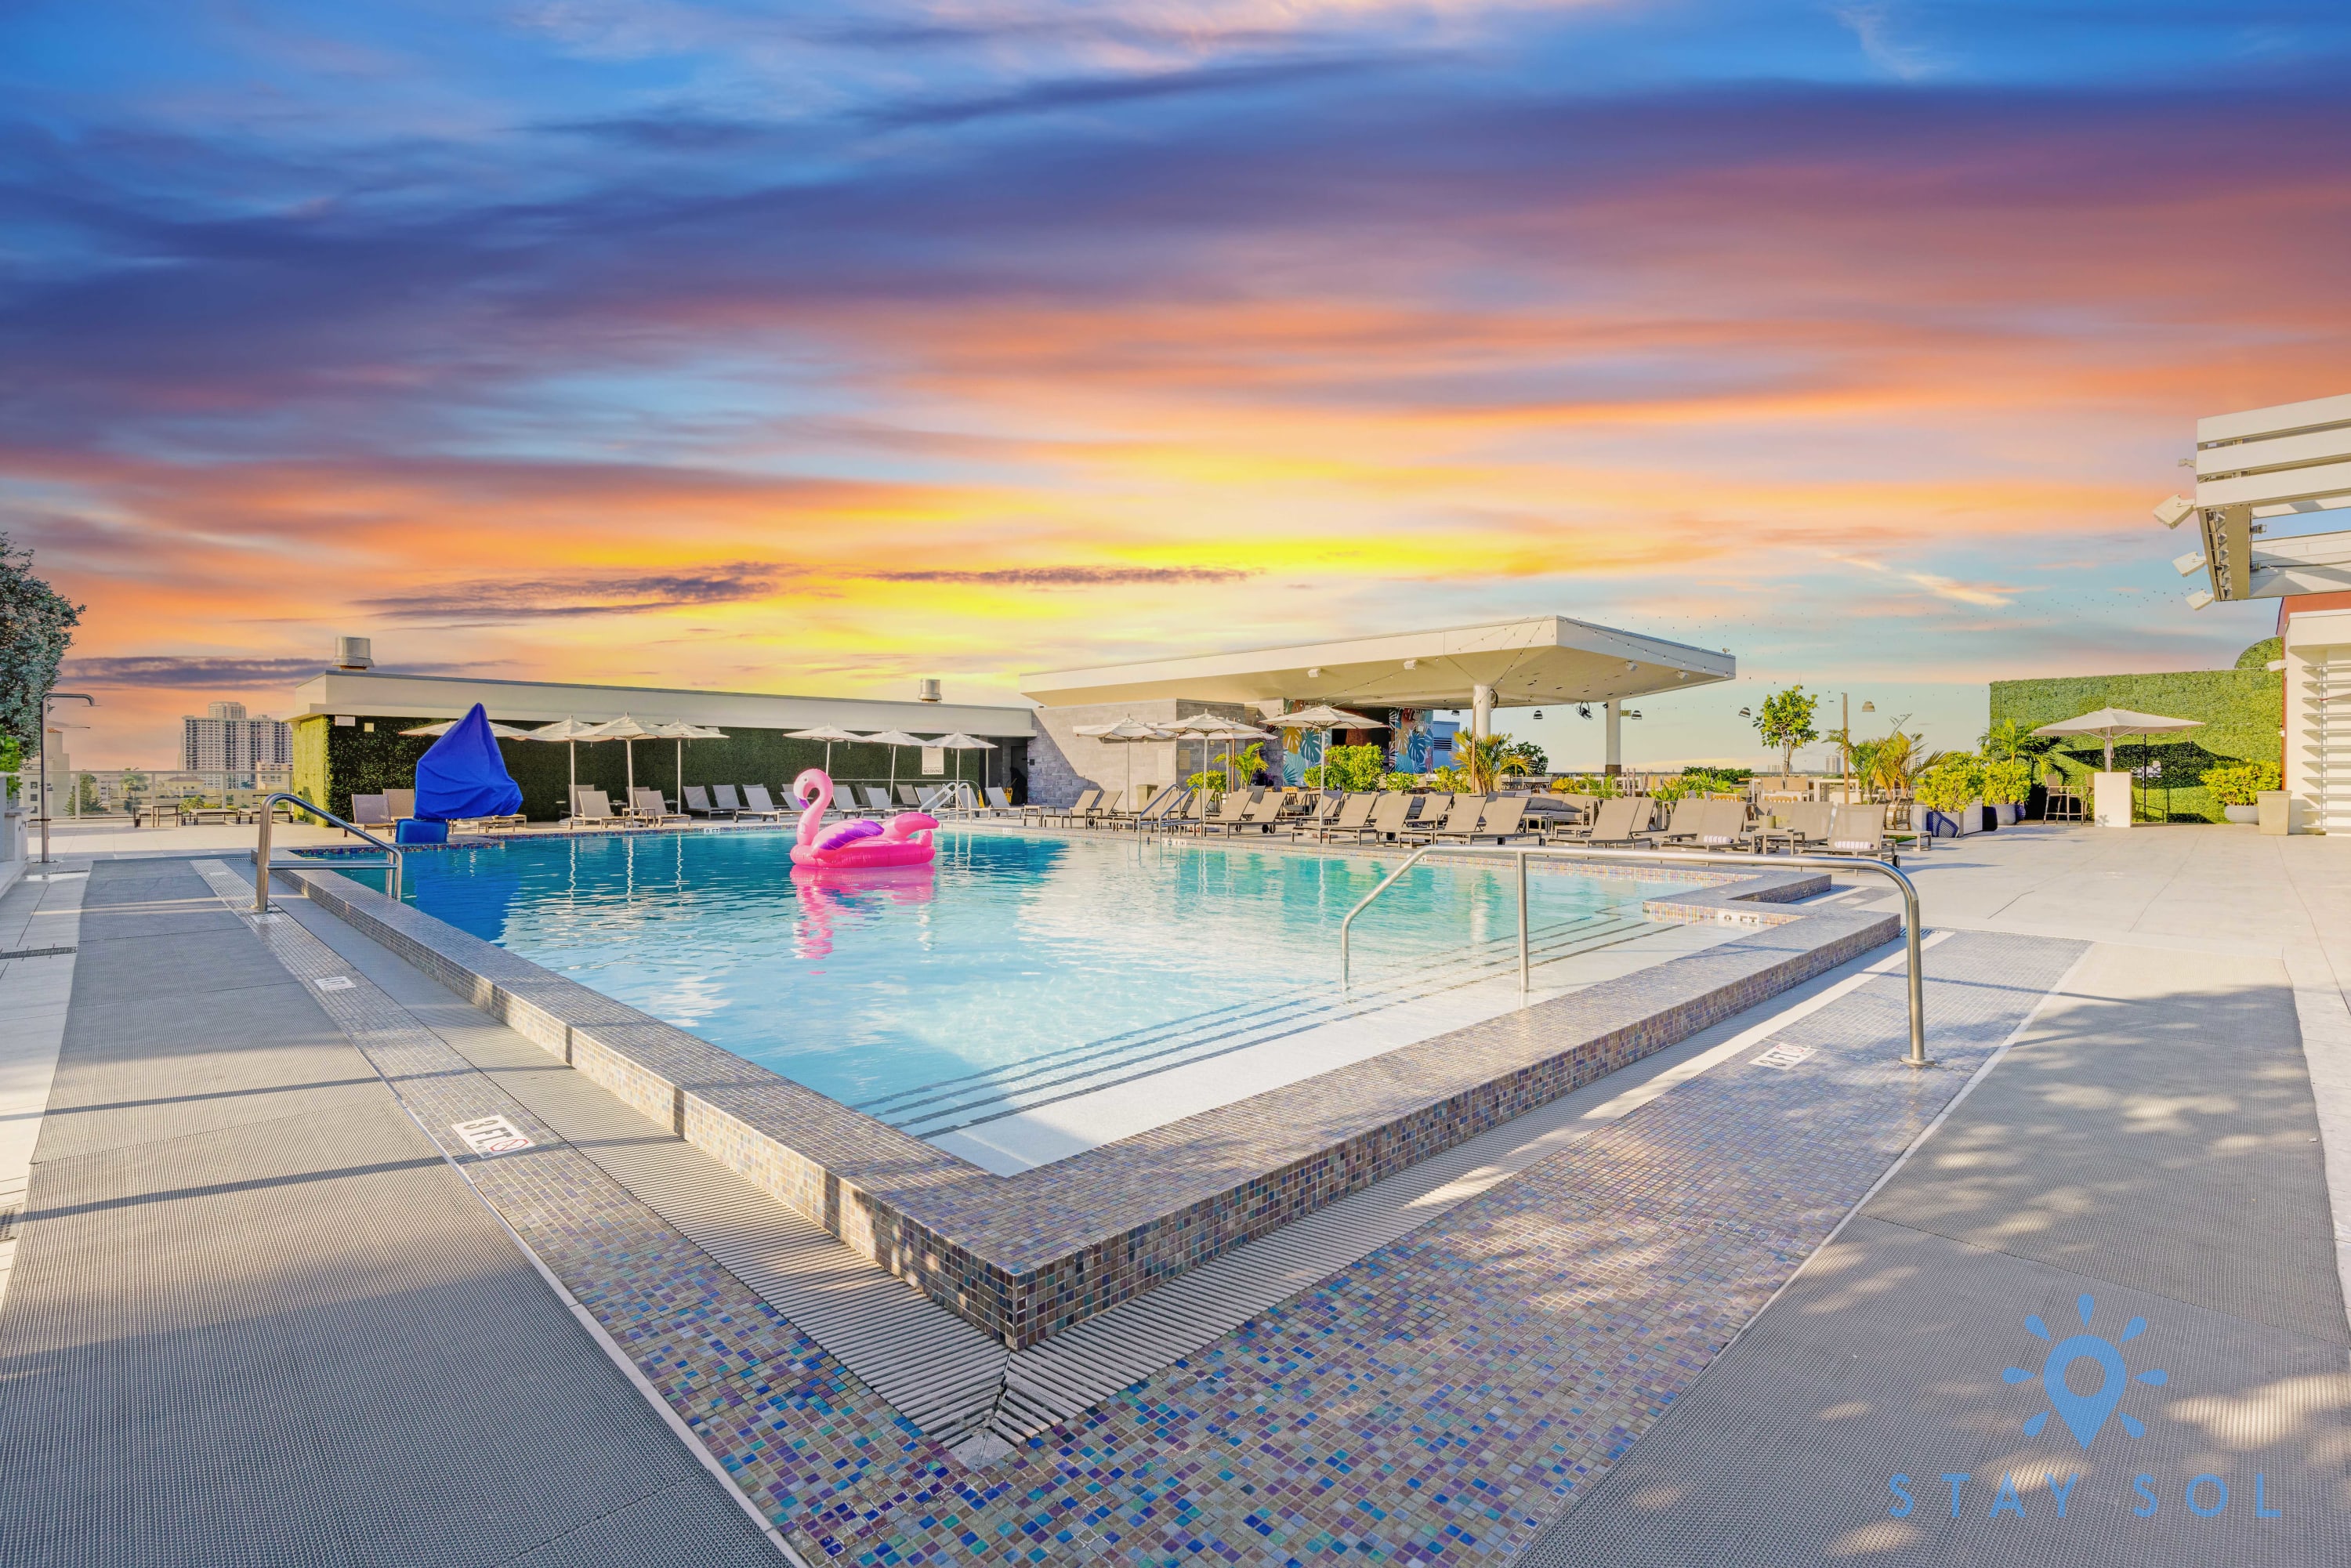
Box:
791;768;831;808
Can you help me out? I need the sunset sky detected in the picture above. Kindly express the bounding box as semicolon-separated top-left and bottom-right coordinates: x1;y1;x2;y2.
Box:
7;1;2346;768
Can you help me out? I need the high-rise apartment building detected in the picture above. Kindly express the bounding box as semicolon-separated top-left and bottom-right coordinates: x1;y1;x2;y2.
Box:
182;701;293;774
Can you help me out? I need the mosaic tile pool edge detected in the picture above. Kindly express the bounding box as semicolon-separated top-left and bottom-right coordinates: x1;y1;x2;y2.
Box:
289;862;1896;1349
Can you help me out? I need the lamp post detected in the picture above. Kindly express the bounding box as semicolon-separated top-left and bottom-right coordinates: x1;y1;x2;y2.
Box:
1839;695;1875;802
37;691;97;864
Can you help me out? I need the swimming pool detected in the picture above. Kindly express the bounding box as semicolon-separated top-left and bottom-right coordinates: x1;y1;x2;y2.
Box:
400;828;1737;1170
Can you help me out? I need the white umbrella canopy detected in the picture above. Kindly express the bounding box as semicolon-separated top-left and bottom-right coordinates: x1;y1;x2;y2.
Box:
647;720;726;800
400;717;536;738
576;714;665;797
527;715;620;811
1070;720;1165;809
861;729;930;795
2033;707;2205;771
930;731;999;800
1164;714;1272;792
786;724;868;779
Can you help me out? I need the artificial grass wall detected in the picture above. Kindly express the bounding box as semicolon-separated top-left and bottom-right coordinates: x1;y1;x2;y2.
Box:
1987;639;2283;823
299;714;1027;823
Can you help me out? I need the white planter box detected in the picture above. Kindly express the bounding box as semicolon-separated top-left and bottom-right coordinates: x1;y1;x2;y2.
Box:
2093;771;2133;827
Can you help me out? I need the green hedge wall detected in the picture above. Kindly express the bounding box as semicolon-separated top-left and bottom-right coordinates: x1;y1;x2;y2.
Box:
1988;643;2282;823
307;715;1026;823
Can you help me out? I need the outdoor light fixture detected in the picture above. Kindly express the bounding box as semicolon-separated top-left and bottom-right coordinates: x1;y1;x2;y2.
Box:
1624;661;1638;672
1578;704;1593;719
1401;659;1417;670
1675;672;1688;681
2172;551;2208;577
2153;494;2197;530
2186;589;2215;610
1306;667;1322;679
1533;710;1543;720
1739;707;1751;719
1625;709;1643;720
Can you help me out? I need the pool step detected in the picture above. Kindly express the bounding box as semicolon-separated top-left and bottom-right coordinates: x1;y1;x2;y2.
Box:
882;914;1667;1139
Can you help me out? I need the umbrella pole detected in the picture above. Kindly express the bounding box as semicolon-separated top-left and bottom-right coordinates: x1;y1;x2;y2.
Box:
568;741;578;828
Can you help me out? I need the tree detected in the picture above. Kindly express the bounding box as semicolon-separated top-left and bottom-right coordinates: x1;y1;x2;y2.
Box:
1749;686;1819;776
1;533;85;747
1305;744;1386;791
1979;717;2053;764
1501;739;1548;776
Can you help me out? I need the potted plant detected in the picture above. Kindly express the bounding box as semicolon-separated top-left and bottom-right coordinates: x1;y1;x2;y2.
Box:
2201;760;2280;824
1913;756;1987;835
1980;759;2033;826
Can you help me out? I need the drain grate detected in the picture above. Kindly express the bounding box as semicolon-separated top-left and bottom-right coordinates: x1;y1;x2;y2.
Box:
0;946;75;961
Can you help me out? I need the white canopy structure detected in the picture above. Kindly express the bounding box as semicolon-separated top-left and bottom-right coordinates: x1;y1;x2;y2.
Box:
2033;707;2205;772
2157;390;2351;605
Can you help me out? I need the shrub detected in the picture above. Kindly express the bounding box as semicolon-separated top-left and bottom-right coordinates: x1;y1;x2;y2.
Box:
1429;763;1471;791
1651;776;1692;806
1914;757;1985;813
2201;760;2280;805
1980;758;2034;806
1305;743;1387;791
1377;771;1419;791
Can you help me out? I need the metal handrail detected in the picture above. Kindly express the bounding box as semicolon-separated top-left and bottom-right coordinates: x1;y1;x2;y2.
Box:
1339;842;1930;1068
252;791;404;911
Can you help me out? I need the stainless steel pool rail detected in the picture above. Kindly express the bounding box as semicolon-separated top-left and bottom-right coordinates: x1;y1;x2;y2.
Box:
251;792;403;911
1338;843;1930;1067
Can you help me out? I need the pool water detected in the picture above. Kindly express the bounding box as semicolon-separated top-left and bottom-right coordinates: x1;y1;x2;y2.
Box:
398;828;1692;1139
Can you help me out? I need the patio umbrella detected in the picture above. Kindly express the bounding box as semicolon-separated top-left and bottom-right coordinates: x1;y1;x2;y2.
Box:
648;720;727;801
578;714;663;799
1165;714;1271;793
526;715;616;813
860;729;929;796
1266;704;1388;784
929;730;999;803
1070;719;1165;811
400;717;536;739
786;723;867;781
2031;707;2205;772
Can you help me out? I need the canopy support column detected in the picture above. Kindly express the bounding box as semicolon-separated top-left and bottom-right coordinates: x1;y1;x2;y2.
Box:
1604;699;1623;777
1471;684;1494;740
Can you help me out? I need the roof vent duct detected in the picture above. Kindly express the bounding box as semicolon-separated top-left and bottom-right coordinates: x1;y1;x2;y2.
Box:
335;636;375;671
917;678;943;703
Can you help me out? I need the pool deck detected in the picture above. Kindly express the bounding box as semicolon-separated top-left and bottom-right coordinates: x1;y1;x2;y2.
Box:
2;823;2347;1565
285;846;1894;1350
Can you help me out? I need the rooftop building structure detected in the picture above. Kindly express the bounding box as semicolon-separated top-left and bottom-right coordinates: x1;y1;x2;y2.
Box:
1020;615;1734;802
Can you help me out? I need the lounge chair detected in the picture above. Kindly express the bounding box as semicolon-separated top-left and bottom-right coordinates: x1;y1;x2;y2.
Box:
1399;793;1464;844
629;788;688;825
1287;792;1341;835
1232;790;1288;833
1419;793;1487;843
1038;787;1099;827
1663;797;1751;851
1437;795;1531;844
384;789;417;820
714;784;760;820
1133;788;1189;830
1299;791;1377;842
1758;800;1834;853
1820;804;1898;864
1195;789;1252;833
1558;795;1651;846
739;784;792;822
571;788;636;828
350;793;393;829
1640;798;1708;846
982;785;1016;815
1349;791;1414;842
683;784;734;820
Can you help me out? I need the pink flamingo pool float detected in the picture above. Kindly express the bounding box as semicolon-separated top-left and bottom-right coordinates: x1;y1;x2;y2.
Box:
790;769;937;869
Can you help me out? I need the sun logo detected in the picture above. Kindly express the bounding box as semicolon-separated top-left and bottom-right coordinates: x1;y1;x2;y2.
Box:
2003;1293;2168;1449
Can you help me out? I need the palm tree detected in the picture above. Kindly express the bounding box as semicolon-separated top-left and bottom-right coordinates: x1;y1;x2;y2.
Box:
1453;732;1512;792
